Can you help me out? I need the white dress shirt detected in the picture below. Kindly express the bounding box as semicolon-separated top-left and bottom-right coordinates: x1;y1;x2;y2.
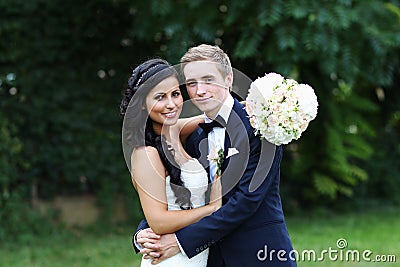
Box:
204;95;234;181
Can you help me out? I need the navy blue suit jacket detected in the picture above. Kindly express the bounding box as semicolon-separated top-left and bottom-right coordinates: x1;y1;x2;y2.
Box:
135;99;296;267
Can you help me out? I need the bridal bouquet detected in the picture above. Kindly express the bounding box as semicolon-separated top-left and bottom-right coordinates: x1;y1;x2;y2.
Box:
245;72;318;145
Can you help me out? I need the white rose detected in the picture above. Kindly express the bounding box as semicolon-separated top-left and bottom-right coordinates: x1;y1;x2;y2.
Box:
286;79;298;87
296;83;318;120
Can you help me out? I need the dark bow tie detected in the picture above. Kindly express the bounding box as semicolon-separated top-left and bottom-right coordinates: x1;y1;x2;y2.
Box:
198;116;226;134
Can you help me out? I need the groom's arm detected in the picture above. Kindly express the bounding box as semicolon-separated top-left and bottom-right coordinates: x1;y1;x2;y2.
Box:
176;134;281;258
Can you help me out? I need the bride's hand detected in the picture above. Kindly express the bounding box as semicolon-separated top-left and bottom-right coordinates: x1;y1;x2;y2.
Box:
137;228;161;256
209;175;222;210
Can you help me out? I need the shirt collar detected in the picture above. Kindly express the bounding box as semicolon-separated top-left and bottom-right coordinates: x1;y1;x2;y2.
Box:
204;94;234;123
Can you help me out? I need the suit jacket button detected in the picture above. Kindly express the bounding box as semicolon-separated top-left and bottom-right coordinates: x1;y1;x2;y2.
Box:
196;248;200;252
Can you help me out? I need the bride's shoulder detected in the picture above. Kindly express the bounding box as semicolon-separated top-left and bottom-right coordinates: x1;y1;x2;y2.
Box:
133;146;160;161
132;146;165;173
135;145;157;153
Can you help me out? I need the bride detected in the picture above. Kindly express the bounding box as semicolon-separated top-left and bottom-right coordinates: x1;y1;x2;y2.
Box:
120;58;222;266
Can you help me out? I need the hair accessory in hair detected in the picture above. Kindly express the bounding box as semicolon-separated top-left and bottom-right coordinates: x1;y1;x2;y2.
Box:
135;64;160;87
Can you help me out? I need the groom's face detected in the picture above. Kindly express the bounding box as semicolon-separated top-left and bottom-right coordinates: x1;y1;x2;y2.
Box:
184;61;232;118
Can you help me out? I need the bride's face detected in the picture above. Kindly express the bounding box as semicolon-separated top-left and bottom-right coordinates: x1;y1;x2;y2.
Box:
145;76;183;128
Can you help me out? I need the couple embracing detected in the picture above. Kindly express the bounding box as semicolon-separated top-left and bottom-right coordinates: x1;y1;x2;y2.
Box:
121;44;296;267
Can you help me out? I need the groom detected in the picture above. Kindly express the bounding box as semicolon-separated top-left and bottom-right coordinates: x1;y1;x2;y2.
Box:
135;44;296;266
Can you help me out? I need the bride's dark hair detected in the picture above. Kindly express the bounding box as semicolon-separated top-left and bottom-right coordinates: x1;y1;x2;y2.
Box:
121;58;192;210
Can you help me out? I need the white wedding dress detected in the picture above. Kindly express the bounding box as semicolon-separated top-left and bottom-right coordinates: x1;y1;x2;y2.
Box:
140;158;209;267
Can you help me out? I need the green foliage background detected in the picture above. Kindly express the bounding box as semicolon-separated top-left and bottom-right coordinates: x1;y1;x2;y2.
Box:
1;0;400;240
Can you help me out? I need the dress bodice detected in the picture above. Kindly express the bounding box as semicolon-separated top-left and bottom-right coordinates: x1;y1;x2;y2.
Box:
165;158;209;210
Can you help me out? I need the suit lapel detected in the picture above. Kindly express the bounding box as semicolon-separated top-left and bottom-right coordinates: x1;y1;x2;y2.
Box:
221;133;231;173
221;99;245;174
191;129;212;203
192;129;210;180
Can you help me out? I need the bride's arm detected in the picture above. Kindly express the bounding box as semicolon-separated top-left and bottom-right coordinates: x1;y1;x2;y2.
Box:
131;146;219;235
174;115;204;142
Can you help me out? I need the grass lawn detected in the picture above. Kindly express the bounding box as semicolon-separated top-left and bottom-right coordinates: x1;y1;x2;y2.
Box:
0;227;142;267
287;207;399;266
0;207;398;267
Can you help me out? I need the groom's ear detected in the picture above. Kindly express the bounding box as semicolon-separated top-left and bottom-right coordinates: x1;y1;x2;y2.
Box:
225;72;233;91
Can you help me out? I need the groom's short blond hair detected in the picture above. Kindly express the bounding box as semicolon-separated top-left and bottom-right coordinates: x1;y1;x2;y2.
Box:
180;44;232;78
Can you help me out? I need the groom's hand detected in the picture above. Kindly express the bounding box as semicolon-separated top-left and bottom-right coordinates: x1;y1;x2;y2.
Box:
142;233;180;265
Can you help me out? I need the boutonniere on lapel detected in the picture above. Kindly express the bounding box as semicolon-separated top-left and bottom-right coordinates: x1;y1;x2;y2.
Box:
207;147;239;176
207;148;225;176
